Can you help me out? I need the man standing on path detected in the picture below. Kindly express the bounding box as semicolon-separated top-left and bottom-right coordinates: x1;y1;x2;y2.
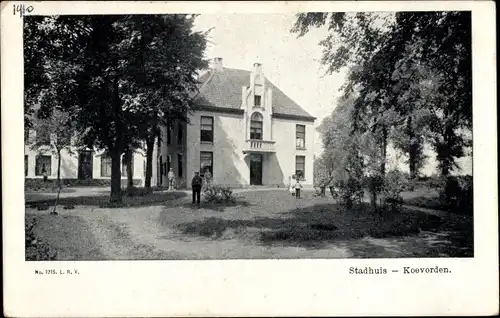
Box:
167;168;176;190
191;171;203;205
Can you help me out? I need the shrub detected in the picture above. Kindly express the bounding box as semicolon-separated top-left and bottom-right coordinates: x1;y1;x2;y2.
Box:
365;174;384;194
203;185;236;204
124;186;153;197
25;216;57;261
383;169;409;210
439;175;473;214
337;178;364;208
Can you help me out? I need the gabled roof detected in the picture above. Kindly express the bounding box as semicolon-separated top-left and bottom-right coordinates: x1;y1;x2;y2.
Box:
194;67;315;121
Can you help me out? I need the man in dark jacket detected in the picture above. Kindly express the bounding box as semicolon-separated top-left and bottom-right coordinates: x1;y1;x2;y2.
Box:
191;171;203;204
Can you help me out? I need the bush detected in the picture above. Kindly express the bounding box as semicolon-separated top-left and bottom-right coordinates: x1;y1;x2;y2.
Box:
25;216;57;261
383;169;409;210
365;174;384;194
337;178;364;208
415;174;443;189
439;175;473;214
124;186;153;197
203;185;236;204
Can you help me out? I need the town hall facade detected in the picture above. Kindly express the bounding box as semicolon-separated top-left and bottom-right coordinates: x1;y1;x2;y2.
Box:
24;58;316;189
154;58;316;188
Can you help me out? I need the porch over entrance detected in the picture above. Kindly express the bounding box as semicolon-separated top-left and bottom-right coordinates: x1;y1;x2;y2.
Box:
242;139;275;154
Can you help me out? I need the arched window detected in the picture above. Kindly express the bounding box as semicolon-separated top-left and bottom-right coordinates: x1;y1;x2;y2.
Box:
250;112;263;140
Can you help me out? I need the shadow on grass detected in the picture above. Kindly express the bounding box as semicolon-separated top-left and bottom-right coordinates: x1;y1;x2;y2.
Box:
26;187;77;194
26;191;187;209
175;203;474;254
175;199;253;212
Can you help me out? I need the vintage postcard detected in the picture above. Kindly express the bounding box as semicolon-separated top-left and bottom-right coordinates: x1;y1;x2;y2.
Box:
2;0;498;316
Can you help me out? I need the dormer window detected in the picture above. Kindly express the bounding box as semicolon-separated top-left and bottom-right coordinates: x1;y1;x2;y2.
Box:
250;112;263;140
254;95;262;107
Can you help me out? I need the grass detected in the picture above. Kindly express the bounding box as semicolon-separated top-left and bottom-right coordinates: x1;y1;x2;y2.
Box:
26;213;104;260
26;187;77;194
401;187;447;210
176;203;431;248
26;190;187;208
25;189;474;259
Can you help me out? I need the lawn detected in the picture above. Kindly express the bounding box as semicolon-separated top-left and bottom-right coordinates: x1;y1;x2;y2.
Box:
400;187;448;211
25;189;473;260
26;189;187;208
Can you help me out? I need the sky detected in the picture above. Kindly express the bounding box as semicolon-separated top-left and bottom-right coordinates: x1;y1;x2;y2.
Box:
193;13;472;176
193;13;345;156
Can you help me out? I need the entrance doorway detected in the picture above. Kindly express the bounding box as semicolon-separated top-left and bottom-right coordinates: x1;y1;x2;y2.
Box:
78;150;93;180
250;154;262;185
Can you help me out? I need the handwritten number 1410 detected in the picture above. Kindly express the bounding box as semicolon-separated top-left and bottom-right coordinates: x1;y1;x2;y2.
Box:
13;4;34;18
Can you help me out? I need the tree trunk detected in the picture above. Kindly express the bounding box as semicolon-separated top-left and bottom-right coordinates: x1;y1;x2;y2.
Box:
110;150;122;203
407;116;417;179
56;149;62;188
370;191;377;211
125;150;133;189
145;136;155;189
380;125;387;176
110;74;123;204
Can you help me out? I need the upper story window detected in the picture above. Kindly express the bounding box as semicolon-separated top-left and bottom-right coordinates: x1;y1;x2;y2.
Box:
166;126;172;145
36;129;51;145
250;112;263;140
200;116;214;142
296;124;306;149
254;95;262;107
177;123;183;145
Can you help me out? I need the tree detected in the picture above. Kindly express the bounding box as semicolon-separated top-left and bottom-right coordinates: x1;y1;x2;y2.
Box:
292;11;472;178
25;15;209;203
124;15;209;189
24;16;90;128
29;109;76;188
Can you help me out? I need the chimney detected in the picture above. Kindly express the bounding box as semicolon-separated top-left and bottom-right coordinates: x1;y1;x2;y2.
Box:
212;57;223;71
253;62;262;74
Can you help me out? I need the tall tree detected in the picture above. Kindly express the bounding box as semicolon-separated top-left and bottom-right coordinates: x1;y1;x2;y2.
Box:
125;15;209;188
25;15;209;203
292;11;472;177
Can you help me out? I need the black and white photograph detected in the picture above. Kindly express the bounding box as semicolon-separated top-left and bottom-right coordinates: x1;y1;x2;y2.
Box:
2;1;497;317
23;9;474;261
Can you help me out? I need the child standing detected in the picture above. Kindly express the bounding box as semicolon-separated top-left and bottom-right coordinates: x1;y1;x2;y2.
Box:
167;168;176;190
295;178;303;199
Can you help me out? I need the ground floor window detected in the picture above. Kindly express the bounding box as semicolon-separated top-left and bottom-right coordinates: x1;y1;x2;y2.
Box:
25;155;28;176
121;154;134;176
177;154;183;178
100;156;112;177
200;151;213;177
295;155;305;180
35;155;51;176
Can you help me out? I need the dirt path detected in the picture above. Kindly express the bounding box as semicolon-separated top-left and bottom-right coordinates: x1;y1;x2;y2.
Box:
27;190;465;260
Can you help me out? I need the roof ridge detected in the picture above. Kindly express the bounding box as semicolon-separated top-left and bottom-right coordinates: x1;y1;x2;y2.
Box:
194;70;216;99
194;67;316;120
